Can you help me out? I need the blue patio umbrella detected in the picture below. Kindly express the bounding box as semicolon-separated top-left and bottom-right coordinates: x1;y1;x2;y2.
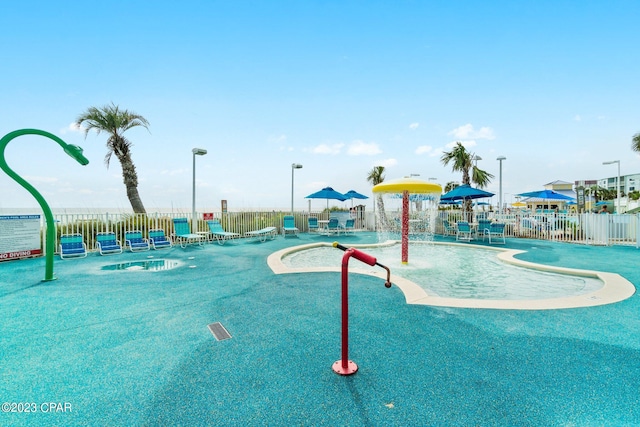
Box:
518;189;575;211
343;189;369;207
306;186;347;209
440;184;494;201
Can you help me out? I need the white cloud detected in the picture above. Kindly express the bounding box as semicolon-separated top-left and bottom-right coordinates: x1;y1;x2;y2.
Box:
574;115;582;122
347;140;381;156
312;143;344;155
445;140;477;149
23;175;58;183
415;145;432;155
373;158;397;168
409;122;419;130
448;123;495;140
59;122;82;135
268;134;287;143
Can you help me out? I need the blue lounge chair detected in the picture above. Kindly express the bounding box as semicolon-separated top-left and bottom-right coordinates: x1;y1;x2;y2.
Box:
172;217;204;248
341;218;355;234
95;232;123;255
456;221;472;242
282;215;299;236
323;218;340;235
486;222;506;244
207;220;240;245
478;219;492;241
307;217;319;233
124;230;150;252
245;226;277;242
442;220;456;237
59;234;87;259
149;229;173;250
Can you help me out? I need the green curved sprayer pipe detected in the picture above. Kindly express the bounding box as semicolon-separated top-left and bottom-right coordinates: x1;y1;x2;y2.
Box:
0;129;89;281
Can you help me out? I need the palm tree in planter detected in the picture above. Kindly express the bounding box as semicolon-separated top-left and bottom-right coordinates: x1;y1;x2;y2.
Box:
76;103;149;213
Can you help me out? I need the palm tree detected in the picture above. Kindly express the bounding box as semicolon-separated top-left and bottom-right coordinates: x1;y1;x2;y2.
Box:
76;103;149;213
440;142;494;215
366;166;389;226
632;132;640;153
444;181;459;193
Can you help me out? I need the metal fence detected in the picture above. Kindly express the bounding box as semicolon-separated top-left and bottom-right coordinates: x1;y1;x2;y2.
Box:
36;209;640;254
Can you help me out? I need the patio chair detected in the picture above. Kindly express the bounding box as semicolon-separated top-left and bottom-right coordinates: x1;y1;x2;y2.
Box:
341;218;355;234
172;217;205;248
323;217;340;235
442;220;456;237
282;215;299;236
307;216;319;233
456;221;472;242
478;219;492;241
59;234;87;259
95;232;123;255
245;226;277;242
207;220;240;245
148;229;173;250
124;230;150;252
486;222;506;244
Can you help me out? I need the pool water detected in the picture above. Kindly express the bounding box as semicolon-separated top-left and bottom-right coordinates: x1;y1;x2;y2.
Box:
101;259;180;271
281;244;603;300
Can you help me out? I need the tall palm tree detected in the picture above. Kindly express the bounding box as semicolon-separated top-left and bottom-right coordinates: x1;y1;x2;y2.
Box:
440;142;494;216
632;132;640;153
367;166;388;226
76;103;149;213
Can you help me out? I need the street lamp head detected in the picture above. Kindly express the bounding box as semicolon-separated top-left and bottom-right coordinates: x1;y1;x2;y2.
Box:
192;148;207;156
292;163;303;169
497;156;506;161
602;160;619;165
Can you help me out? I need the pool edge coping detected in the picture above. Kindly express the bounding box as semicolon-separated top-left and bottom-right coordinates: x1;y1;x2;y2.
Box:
267;240;636;310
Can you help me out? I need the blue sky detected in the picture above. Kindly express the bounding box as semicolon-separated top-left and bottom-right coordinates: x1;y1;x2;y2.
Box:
2;1;639;212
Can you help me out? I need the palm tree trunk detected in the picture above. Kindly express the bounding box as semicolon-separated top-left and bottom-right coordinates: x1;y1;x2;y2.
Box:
119;153;146;214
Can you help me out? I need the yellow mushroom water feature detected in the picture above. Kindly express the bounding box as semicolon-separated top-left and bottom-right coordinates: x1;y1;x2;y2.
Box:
372;177;442;264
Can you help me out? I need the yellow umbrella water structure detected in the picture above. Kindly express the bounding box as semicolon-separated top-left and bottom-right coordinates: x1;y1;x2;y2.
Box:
372;177;442;264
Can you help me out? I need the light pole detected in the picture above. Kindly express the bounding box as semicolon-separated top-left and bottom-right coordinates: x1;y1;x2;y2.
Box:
497;156;506;213
472;155;482;166
192;148;207;232
291;163;303;215
603;160;620;213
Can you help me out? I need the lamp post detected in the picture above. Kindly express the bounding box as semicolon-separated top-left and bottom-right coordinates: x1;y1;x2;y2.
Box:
192;148;207;232
497;156;506;213
603;160;620;213
472;155;482;166
291;163;303;215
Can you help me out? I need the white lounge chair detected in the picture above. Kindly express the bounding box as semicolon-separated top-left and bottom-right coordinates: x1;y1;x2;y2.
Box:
207;220;240;245
245;226;277;242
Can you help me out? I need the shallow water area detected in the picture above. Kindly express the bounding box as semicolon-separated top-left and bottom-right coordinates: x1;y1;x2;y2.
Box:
282;243;603;300
101;259;180;271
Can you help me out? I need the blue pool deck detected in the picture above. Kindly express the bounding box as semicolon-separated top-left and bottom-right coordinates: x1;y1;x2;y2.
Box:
1;233;640;426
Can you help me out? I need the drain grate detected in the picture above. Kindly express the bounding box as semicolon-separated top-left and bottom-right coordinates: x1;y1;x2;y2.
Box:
208;322;232;341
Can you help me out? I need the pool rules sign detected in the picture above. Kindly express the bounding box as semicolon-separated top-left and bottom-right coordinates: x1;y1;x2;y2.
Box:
0;215;42;261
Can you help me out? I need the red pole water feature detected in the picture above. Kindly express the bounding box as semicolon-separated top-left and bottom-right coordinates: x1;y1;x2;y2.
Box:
332;242;392;376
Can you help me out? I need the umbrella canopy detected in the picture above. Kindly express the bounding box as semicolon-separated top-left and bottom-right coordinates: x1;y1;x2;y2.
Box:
306;187;347;209
517;189;575;201
343;189;368;200
440;184;494;201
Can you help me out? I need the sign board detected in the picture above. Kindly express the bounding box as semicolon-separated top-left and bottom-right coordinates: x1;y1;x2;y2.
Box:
0;215;42;261
576;186;585;213
203;212;214;221
221;200;228;213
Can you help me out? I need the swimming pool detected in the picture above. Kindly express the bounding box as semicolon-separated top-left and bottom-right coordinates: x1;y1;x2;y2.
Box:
269;241;635;309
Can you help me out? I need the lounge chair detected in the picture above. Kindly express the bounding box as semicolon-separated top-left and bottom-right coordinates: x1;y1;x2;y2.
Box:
341;218;355;234
124;230;150;252
245;226;277;242
95;232;123;255
486;222;506;244
307;217;319;233
207;220;240;245
282;215;299;236
323;218;340;235
149;229;173;249
456;221;472;242
442;220;456;237
478;219;492;241
172;217;204;248
59;234;87;259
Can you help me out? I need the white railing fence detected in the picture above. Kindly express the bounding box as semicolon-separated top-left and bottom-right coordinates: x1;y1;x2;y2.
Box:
33;209;640;254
